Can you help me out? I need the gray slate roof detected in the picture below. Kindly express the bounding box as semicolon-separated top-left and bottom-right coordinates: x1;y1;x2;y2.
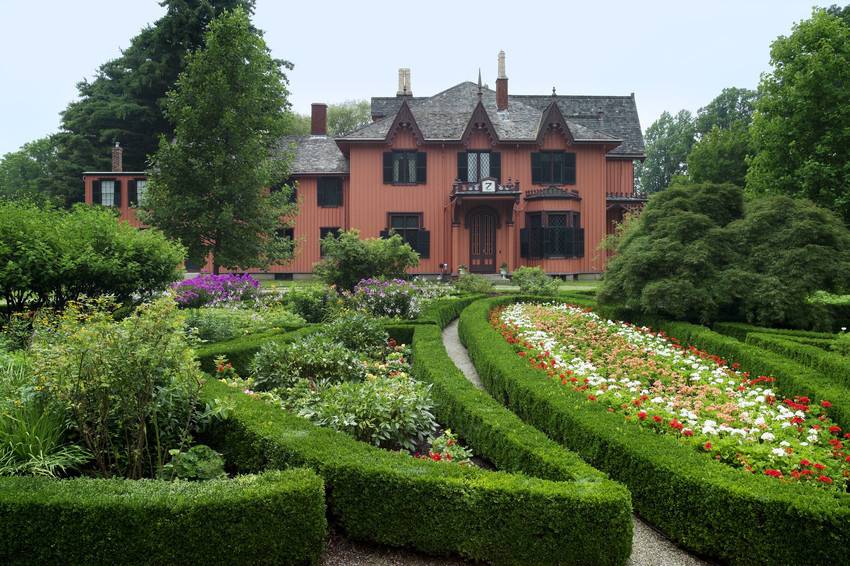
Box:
363;82;644;156
275;135;348;175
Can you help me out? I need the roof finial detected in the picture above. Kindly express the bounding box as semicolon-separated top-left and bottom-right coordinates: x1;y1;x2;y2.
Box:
552;86;557;97
477;68;483;99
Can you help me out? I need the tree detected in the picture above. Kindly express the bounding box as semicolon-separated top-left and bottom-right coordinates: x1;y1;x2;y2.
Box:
688;122;751;186
0;136;63;204
635;110;695;194
328;100;371;136
52;0;256;204
693;87;757;135
142;8;295;273
747;8;850;223
313;230;420;290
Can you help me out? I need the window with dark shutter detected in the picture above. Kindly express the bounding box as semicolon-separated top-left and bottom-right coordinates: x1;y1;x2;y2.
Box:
490;152;501;183
387;213;428;257
113;180;122;207
319;227;341;257
457;151;500;183
385;151;425;184
524;211;583;258
317;177;342;207
530;152;576;185
92;180;102;205
415;152;426;183
457;152;468;181
383;152;393;183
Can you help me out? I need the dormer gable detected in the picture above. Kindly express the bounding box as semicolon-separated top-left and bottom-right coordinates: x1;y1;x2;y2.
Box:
386;99;424;146
536;99;573;145
461;100;499;147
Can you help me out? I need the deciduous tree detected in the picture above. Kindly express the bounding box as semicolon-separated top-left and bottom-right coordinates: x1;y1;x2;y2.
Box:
635;110;695;194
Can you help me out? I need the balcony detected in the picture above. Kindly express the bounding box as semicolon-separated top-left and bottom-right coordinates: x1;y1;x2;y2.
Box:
606;191;648;204
450;177;521;201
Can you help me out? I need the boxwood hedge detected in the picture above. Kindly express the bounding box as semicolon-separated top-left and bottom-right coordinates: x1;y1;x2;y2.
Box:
0;469;326;565
195;326;318;374
201;377;633;566
459;297;850;565
712;321;835;342
416;294;486;328
744;332;850;387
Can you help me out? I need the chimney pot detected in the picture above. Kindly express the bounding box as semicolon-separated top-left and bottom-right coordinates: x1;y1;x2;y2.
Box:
397;68;412;96
311;103;328;136
496;51;508;111
111;141;123;172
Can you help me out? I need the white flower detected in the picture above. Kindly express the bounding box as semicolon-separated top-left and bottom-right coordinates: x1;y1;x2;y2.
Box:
760;432;776;442
771;448;786;457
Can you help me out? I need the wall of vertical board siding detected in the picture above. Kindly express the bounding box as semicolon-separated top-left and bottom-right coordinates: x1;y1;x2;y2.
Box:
83;174;146;228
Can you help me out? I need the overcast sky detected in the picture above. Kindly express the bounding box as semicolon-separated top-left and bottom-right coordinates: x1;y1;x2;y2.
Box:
0;0;827;156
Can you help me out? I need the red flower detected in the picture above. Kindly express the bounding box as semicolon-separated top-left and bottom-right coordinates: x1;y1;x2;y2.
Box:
800;459;812;467
817;475;833;484
821;400;832;409
682;429;694;437
637;411;647;421
800;469;814;476
829;425;842;434
653;415;663;423
790;416;804;425
587;395;597;401
814;463;826;471
669;419;684;431
430;452;441;462
764;469;783;478
518;351;526;357
703;441;712;451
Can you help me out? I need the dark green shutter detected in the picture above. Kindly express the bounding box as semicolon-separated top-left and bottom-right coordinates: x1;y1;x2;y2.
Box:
415;152;427;183
379;230;389;239
457;152;468;181
417;230;430;258
92;180;102;205
317;183;326;206
491;152;501;183
531;153;543;184
113;180;122;207
576;227;585;258
383;152;393;183
520;228;529;258
128;179;138;206
566;153;576;184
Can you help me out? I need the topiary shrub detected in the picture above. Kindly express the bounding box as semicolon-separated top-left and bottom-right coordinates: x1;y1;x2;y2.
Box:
511;267;560;296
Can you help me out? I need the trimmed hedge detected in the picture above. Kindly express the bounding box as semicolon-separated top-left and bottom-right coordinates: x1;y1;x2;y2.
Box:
712;321;834;343
459;297;850;565
201;378;633;566
745;332;850;388
195;326;318;374
416;294;486;328
0;469;326;565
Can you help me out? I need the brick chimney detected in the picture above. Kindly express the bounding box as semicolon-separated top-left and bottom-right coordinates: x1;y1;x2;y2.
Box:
311;103;328;136
496;50;508;111
111;141;123;172
396;68;412;96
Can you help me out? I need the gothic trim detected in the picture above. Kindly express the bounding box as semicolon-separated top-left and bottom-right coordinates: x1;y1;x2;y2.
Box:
461;101;499;146
386;99;425;146
536;100;574;145
525;186;582;201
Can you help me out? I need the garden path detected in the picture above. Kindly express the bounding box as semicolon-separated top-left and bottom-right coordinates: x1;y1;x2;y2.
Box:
441;319;712;566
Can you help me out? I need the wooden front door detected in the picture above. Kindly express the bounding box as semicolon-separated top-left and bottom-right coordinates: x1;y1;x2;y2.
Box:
468;207;498;273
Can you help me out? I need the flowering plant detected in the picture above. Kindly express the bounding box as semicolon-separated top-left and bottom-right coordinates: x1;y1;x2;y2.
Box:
172;274;259;308
418;429;473;464
347;278;421;319
495;302;850;492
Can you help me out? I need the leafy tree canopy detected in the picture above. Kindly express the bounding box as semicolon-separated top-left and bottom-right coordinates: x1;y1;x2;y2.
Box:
635;110;695;194
600;183;850;328
0;136;63;205
288;100;372;137
694;87;757;135
747;7;850;223
142;7;295;273
688;121;751;186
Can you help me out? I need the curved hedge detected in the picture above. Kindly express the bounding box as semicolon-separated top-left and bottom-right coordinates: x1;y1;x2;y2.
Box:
195;326;318;374
416;294;487;328
712;321;835;342
459;297;850;565
0;469;326;565
201;378;632;566
745;332;850;387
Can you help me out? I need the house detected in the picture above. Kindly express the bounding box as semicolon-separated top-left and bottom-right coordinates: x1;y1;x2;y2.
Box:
83;51;646;277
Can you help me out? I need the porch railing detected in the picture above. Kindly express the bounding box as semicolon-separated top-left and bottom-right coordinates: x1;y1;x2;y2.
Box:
451;178;521;196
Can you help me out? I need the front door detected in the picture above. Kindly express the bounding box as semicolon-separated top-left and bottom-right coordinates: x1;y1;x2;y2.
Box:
468;207;498;273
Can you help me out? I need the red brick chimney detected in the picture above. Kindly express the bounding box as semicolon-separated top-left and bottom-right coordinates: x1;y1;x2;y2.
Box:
311;103;328;136
496;50;508;111
111;141;123;172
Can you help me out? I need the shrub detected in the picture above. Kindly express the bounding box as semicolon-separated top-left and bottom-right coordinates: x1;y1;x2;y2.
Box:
314;230;420;290
422;429;473;464
184;306;303;343
322;310;388;357
0;469;327;565
283;283;340;322
0;202;184;317
600;183;850;327
172;273;260;308
511;267;560;296
833;332;850;355
249;334;365;390
158;444;226;481
453;273;494;294
195;326;317;375
348;278;420;318
31;297;219;479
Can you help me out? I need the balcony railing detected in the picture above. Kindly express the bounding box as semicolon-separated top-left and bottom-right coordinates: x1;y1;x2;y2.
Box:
451;178;521;198
606;191;648;202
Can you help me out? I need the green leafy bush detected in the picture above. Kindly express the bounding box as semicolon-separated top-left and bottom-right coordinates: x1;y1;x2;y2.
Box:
600;183;850;327
185;306;303;342
833;332;850;356
453;273;494;294
322;310;388;357
249;334;365;390
423;429;473;464
314;230;420;290
158;444;226;481
31;297;216;479
511;267;560;296
283;283;340;322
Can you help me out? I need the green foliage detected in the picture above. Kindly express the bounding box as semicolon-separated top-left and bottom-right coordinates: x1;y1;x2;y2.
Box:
425;429;473;464
511;267;560;296
0;136;64;205
195;326;317;375
693;87;757;135
688;122;751;186
31;297;211;479
453;273;494;294
322;310;388;357
712;321;834;343
184;306;303;343
313;230;420;290
744;332;850;390
327;100;372;136
0;469;327;565
158;444;226;481
600;183;850;327
635;109;695;194
282;283;340;322
459;297;850;564
416;295;486;328
833;332;850;356
202;377;634;565
747;8;850;223
0;201;184;318
249;333;365;391
143;8;296;272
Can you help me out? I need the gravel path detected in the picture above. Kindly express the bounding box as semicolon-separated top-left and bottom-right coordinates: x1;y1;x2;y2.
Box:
440;319;712;566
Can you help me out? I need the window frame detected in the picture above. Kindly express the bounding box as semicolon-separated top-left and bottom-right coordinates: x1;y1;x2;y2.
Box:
457;151;501;183
317;177;343;207
522;211;583;259
531;151;576;185
384;151;426;185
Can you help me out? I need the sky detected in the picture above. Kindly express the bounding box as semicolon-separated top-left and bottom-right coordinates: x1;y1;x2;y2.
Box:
0;0;830;156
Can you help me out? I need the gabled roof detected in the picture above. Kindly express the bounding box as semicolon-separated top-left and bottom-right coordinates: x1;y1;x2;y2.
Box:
275;135;348;175
362;82;644;157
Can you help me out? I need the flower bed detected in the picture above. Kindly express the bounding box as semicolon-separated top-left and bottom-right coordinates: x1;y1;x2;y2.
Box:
496;303;850;490
173;273;260;308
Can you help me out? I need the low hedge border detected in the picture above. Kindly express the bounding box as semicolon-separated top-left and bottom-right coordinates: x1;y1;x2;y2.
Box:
662;323;850;431
459;297;850;565
712;321;835;342
416;294;487;328
195;326;318;374
201;378;633;566
0;469;326;565
746;332;850;388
